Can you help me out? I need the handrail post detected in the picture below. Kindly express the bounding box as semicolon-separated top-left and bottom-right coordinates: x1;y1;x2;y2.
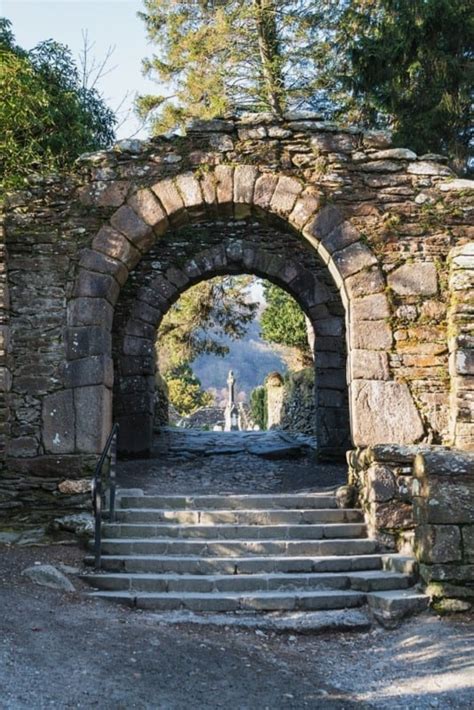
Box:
109;425;118;523
94;478;102;570
92;422;119;571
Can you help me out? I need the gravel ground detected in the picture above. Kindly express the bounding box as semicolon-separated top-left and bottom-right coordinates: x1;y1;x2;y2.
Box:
117;430;346;496
1;544;473;710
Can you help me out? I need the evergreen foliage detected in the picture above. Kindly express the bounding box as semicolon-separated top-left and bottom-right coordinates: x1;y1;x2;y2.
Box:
334;0;474;169
250;385;267;430
137;1;473;168
136;0;335;133
157;275;257;415
164;362;213;416
0;19;116;190
259;284;311;363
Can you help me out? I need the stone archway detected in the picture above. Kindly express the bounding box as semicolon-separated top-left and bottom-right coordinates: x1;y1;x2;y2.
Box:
111;230;348;458
65;166;423;458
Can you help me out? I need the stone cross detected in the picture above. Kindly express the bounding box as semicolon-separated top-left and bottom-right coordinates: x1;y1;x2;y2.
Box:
224;370;240;431
227;370;235;405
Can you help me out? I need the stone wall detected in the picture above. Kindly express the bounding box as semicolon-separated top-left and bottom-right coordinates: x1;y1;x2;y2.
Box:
348;444;474;602
280;368;316;438
265;372;285;429
265;368;316;437
448;242;474;449
348;444;431;552
413;449;474;604
1;112;473;527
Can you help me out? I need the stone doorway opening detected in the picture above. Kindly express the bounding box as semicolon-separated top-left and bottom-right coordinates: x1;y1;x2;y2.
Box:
110;215;351;462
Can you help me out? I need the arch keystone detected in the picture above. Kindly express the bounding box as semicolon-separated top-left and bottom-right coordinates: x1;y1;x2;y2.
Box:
214;165;234;206
233;165;259;204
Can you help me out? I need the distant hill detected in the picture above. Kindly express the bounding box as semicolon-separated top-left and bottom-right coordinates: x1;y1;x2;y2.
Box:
193;318;287;399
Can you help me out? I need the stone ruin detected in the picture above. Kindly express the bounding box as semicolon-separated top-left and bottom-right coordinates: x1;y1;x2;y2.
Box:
0;112;473;600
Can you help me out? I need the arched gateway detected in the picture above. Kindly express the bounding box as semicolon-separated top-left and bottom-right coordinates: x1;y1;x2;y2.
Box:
1;116;473;599
71;163;423;460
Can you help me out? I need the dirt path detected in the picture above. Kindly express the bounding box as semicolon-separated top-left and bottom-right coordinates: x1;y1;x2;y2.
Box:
1;544;472;710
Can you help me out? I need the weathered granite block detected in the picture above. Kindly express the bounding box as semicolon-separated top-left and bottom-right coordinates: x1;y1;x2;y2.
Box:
388;262;438;296
74;385;112;454
63;356;113;389
416;524;462;564
351;350;390;380
351;381;424;446
462;526;474;563
42;390;75;454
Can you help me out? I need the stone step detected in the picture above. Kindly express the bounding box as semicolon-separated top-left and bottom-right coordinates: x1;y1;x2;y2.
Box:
119;494;338;510
101;522;367;540
83;569;410;594
150;608;372;634
88;589;366;612
114;508;363;525
367;589;430;627
85;553;386;575
98;537;378;557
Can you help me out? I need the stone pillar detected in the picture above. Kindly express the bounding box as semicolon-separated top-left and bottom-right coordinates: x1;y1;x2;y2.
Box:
265;372;285;429
413;449;474;601
448;243;474;451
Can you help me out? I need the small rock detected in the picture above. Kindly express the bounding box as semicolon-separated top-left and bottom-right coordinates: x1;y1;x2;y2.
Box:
415;192;433;205
163;153;182;164
438;178;474;192
209;133;234;152
336;485;357;509
22;564;75;592
114;139;145;154
53;513;94;537
435;598;471;614
58;478;90;495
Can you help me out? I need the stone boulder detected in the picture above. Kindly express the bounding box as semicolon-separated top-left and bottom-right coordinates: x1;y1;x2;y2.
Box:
22;564;75;592
53;513;94;538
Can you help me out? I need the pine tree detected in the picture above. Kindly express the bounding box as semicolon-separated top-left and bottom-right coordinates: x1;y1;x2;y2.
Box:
259;284;312;365
136;0;334;133
333;0;474;169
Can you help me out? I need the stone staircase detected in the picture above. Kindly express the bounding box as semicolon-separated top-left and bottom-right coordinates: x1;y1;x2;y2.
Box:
84;491;428;623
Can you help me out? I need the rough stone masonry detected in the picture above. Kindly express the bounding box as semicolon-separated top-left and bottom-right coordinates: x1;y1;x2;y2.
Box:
0;112;473;601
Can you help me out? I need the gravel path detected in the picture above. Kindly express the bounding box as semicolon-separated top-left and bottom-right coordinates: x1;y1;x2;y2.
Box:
1;545;473;710
117;429;346;496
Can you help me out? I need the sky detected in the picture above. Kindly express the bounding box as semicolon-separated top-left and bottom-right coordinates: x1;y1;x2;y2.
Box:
2;0;158;138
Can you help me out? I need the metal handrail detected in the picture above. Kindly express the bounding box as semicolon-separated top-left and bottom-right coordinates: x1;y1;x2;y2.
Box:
91;423;119;570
